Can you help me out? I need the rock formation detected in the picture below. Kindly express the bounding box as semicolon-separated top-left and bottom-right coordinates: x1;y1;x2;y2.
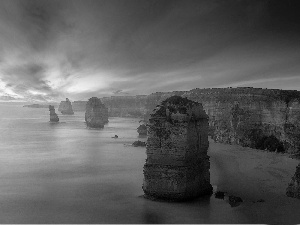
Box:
49;105;59;122
85;97;109;128
70;87;300;153
132;140;146;147
58;98;74;115
143;96;213;201
137;124;147;136
286;164;300;199
142;88;300;154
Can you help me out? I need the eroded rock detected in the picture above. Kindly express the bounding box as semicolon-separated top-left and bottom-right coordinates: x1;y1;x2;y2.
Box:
215;191;225;199
49;105;59;122
143;96;213;201
132;140;146;147
228;195;243;207
137;124;147;136
286;163;300;199
85;97;109;128
58;98;74;115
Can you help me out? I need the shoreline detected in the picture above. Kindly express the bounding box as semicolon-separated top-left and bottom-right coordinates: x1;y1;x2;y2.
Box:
209;139;300;223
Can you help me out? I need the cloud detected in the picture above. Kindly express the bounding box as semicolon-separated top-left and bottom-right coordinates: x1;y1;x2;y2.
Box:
0;95;18;101
0;0;300;101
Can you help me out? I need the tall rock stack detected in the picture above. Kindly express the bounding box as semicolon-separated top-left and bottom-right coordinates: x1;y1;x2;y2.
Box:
58;98;74;115
85;97;109;128
286;163;300;199
49;105;59;122
143;96;213;201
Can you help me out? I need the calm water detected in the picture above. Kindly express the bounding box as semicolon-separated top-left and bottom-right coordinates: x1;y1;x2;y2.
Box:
0;103;298;223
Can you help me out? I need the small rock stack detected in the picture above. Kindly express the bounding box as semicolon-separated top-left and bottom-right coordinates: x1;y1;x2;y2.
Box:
58;98;74;115
85;97;109;128
49;105;59;122
143;96;213;201
137;124;147;136
286;163;300;199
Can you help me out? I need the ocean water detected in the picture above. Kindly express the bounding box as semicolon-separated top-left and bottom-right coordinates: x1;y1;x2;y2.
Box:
0;103;299;223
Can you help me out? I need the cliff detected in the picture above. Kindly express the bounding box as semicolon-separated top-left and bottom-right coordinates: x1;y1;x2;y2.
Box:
101;95;147;117
24;104;53;108
72;101;87;111
67;87;300;153
71;96;146;116
143;96;212;200
85;97;109;128
49;105;59;122
58;98;74;115
142;88;300;154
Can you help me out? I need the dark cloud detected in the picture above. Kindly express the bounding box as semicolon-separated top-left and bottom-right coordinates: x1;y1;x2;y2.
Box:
1;0;300;101
3;63;49;90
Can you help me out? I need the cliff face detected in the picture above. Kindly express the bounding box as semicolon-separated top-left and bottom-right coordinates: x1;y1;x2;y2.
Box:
72;101;87;111
85;97;109;128
101;95;147;117
58;98;74;115
49;105;59;122
70;96;147;116
143;96;212;200
143;88;300;153
68;87;300;153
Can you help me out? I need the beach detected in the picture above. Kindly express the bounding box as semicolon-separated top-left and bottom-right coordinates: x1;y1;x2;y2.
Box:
209;140;300;224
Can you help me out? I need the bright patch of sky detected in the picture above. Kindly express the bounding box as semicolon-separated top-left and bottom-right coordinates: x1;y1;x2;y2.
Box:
0;0;300;102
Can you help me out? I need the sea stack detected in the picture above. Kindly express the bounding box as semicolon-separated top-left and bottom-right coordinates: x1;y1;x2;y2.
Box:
85;97;109;128
286;163;300;199
137;124;147;136
143;96;213;201
49;105;59;122
58;98;74;115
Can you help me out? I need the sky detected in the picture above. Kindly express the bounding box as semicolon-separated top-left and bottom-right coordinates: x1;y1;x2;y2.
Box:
0;0;300;102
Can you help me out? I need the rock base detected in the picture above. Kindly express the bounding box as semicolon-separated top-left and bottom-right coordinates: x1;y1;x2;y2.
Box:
286;164;300;199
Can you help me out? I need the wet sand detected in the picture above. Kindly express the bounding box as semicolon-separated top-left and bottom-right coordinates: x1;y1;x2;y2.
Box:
209;140;300;224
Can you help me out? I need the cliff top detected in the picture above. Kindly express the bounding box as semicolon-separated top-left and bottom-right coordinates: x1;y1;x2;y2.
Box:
151;96;207;119
86;97;106;107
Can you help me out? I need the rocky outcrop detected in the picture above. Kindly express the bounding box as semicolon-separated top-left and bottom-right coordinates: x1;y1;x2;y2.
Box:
137;124;147;136
85;97;109;128
58;98;74;115
49;105;59;122
143;96;213;201
132;140;146;147
286;164;300;199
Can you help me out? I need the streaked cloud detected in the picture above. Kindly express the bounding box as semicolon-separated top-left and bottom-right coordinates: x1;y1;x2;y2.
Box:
0;0;300;101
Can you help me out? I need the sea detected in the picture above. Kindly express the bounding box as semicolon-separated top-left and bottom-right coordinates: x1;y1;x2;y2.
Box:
0;102;300;223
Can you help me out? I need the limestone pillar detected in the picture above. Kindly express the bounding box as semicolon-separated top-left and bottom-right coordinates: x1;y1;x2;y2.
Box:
143;96;213;201
49;105;59;122
85;97;109;128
